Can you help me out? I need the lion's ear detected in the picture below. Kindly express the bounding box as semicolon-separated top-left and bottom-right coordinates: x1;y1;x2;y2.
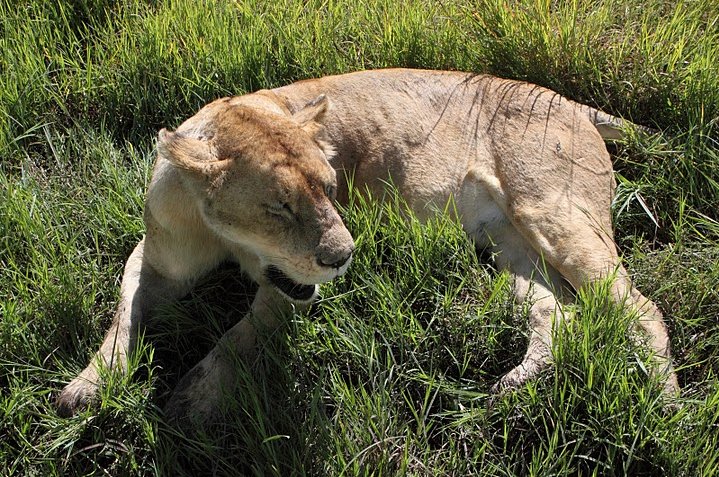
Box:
293;95;335;158
157;128;228;176
292;94;330;127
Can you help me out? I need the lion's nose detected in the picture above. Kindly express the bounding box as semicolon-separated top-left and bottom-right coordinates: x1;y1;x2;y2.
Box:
318;249;353;269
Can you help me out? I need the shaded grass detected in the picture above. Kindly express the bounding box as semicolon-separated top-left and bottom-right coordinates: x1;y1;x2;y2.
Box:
1;0;718;475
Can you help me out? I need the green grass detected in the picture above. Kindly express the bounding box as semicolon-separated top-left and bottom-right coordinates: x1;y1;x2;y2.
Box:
1;0;718;475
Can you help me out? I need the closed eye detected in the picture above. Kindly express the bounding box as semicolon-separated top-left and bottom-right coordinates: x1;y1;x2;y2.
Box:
265;202;294;219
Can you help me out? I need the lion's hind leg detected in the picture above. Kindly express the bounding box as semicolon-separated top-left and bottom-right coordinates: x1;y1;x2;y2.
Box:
613;270;680;395
512;209;680;396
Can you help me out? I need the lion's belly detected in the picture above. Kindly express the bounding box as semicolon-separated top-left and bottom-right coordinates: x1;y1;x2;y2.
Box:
375;160;509;249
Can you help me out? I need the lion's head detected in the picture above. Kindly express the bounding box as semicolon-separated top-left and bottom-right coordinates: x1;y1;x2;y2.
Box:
157;95;354;303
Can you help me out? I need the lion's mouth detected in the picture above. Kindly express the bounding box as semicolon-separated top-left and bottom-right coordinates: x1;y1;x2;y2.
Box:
265;266;317;302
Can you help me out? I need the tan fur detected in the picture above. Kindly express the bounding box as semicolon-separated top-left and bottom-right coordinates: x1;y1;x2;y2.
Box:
56;69;679;420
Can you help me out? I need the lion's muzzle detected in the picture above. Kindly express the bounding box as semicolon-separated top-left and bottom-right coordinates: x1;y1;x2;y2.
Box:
317;248;353;269
315;214;355;274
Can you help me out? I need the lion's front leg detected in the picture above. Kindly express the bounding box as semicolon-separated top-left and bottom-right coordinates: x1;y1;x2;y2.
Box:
56;238;193;416
164;286;297;425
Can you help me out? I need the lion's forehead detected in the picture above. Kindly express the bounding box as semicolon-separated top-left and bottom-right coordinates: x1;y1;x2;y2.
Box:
210;105;314;157
272;161;335;195
196;102;336;195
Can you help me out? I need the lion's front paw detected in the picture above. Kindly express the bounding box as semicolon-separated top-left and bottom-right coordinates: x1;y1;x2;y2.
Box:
490;368;525;395
164;360;226;428
56;376;99;417
490;358;548;395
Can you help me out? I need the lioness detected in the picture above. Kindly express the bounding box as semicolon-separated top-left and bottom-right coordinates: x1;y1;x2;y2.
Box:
56;69;679;420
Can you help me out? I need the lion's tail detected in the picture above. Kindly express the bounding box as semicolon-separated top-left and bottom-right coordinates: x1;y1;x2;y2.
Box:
579;104;657;141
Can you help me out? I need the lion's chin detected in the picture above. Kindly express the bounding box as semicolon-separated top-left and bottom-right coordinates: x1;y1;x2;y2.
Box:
265;266;318;303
